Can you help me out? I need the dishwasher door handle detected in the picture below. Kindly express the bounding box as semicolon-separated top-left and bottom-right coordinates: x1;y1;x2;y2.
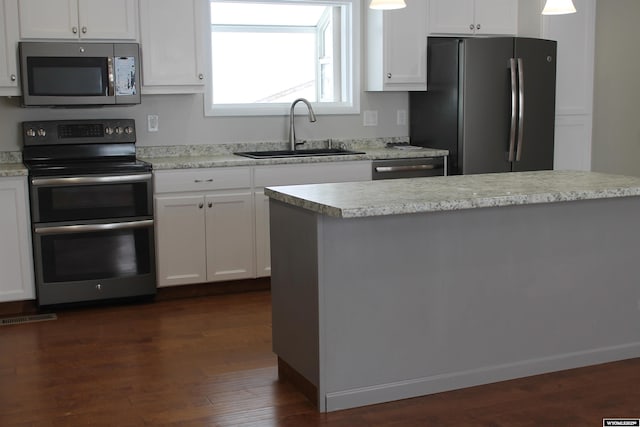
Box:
375;164;436;173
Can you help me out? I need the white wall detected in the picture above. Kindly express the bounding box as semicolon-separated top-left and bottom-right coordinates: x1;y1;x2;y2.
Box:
591;0;640;176
0;90;409;151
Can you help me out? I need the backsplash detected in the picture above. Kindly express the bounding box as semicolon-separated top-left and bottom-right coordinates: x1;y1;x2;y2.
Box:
136;137;408;158
0;151;21;163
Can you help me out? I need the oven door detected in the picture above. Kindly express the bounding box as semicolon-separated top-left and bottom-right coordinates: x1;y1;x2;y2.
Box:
30;173;152;223
32;219;156;306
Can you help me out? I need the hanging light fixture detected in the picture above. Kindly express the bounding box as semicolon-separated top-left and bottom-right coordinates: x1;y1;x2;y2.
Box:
369;0;406;10
542;0;576;15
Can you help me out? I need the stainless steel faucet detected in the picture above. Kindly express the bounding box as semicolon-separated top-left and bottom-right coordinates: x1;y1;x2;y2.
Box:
289;98;317;151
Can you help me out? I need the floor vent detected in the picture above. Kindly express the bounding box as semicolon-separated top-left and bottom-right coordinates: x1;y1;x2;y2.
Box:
0;313;57;326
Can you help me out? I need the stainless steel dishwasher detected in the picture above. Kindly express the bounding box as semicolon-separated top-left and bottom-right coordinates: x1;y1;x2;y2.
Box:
371;156;447;180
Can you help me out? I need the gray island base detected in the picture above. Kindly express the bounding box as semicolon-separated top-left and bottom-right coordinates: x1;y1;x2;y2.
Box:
265;171;640;412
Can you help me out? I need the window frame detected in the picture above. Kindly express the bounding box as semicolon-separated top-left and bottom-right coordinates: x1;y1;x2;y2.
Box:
204;0;360;117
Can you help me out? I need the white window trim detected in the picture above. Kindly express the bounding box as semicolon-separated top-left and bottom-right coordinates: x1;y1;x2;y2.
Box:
204;0;360;117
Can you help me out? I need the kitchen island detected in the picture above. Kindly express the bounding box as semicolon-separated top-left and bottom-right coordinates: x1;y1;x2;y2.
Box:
265;171;640;412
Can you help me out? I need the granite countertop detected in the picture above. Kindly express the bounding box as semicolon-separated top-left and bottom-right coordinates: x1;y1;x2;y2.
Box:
0;152;27;177
265;171;640;218
140;141;448;170
0;163;28;177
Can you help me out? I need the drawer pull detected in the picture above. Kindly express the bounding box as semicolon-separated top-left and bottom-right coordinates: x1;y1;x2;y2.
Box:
194;178;214;183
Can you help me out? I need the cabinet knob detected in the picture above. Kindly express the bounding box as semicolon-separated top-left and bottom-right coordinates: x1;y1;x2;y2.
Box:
476;24;481;30
199;73;204;80
10;74;16;81
82;26;88;34
198;203;204;209
208;202;213;208
72;26;78;34
386;73;392;79
469;24;475;30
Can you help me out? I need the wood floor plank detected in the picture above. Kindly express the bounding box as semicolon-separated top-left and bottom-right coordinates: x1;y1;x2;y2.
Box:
1;290;639;426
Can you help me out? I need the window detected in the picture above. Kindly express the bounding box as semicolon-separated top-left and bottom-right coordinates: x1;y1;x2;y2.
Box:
205;0;360;116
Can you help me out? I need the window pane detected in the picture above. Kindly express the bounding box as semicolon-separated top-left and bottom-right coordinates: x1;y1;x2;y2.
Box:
207;0;358;116
212;31;317;104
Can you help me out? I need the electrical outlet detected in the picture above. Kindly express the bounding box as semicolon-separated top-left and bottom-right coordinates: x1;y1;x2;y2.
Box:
363;110;378;127
397;109;407;126
147;115;159;132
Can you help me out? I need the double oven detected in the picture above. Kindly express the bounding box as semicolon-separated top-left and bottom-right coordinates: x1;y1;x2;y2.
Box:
23;119;156;306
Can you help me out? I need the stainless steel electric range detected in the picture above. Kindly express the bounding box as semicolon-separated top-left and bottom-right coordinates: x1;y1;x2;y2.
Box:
22;119;156;307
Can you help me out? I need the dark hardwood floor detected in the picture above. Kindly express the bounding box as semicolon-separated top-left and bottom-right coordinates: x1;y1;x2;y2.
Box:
1;290;639;426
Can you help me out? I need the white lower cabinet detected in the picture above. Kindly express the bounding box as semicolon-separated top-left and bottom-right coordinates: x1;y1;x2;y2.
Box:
154;167;254;287
0;177;34;302
154;161;371;286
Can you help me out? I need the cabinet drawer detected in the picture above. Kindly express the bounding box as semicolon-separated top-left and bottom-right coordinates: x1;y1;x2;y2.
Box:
154;167;251;193
254;161;371;187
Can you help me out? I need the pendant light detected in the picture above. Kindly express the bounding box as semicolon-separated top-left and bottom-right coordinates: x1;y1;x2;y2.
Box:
369;0;406;10
542;0;577;15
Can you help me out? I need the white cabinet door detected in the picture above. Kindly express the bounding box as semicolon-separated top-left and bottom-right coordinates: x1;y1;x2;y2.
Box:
367;0;428;91
0;0;19;95
205;192;255;282
18;0;137;39
77;0;137;40
428;0;475;35
0;177;34;302
254;192;270;278
474;0;517;35
155;195;207;287
139;0;205;94
19;0;79;39
428;0;517;35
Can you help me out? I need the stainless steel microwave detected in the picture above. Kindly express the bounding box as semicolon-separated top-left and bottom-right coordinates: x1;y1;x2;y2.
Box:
19;42;140;107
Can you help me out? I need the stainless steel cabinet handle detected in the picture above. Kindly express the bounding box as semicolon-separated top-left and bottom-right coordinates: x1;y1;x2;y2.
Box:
107;57;114;96
82;26;87;34
386;73;392;79
34;219;154;235
32;173;152;187
198;73;204;80
469;24;475;30
516;58;525;162
508;58;517;162
194;178;214;183
476;24;481;30
10;74;16;81
72;26;78;34
375;164;436;173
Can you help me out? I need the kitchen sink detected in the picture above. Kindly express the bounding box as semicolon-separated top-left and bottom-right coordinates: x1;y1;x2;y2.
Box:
234;148;365;159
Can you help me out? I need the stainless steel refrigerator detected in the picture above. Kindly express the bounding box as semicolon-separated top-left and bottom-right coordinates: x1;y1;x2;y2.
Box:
409;37;557;175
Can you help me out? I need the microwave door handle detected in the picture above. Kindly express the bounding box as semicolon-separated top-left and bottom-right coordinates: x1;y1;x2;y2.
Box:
107;57;114;96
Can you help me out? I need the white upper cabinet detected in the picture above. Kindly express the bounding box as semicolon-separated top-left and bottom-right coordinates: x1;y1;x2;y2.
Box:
366;0;428;91
139;0;206;94
428;0;517;36
18;0;138;40
0;0;20;95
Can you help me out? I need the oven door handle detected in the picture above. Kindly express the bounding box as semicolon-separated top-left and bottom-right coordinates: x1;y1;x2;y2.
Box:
34;219;154;235
31;173;152;187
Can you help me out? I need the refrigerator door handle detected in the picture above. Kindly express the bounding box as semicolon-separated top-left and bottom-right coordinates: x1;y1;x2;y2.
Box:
516;58;525;162
508;58;518;162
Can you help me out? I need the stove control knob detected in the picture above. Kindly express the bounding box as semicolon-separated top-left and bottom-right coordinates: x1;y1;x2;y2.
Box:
115;126;123;135
105;127;114;135
124;126;133;135
37;128;46;137
26;128;36;137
